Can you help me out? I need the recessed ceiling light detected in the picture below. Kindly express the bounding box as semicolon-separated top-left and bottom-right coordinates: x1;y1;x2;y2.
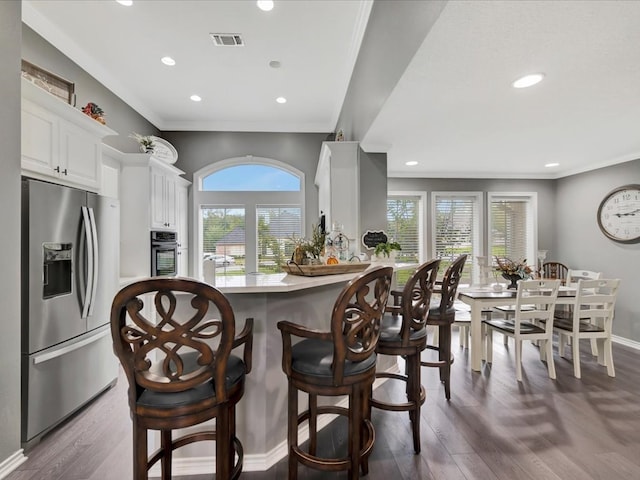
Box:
190;95;202;102
269;60;281;69
257;0;274;11
161;56;176;66
276;97;287;104
405;161;418;166
116;0;133;6
545;162;559;168
512;73;545;89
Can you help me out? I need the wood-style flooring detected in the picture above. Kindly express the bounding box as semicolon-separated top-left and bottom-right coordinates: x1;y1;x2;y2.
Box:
7;330;640;479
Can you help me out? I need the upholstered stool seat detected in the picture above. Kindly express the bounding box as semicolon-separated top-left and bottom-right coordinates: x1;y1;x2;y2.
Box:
370;259;440;453
110;278;253;480
278;266;394;480
421;254;467;400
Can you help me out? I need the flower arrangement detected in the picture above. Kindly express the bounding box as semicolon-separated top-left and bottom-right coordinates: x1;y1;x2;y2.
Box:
129;132;156;153
81;102;105;124
494;256;533;279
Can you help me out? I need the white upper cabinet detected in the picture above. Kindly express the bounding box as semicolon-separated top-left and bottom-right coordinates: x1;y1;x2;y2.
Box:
150;165;179;230
119;154;190;278
21;79;116;192
315;141;360;252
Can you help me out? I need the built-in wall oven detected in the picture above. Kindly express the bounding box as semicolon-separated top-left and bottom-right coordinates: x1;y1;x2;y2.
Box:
151;231;178;277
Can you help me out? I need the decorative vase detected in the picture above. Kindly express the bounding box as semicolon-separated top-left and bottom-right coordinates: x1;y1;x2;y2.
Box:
502;273;521;289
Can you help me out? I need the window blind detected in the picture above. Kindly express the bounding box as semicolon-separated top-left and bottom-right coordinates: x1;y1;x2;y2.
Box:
433;193;481;282
489;195;535;269
257;206;302;273
387;196;420;264
201;206;246;273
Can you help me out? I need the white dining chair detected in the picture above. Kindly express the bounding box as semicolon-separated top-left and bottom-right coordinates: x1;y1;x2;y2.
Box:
482;279;560;382
554;278;620;379
565;269;603;355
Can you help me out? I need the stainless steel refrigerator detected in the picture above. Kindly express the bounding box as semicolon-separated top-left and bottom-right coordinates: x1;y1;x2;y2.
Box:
21;177;120;446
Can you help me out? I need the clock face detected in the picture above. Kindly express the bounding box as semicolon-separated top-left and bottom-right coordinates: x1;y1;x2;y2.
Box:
597;184;640;243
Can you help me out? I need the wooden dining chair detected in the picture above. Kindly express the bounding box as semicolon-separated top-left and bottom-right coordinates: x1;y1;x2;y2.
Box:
370;259;440;453
421;254;467;400
542;262;568;282
110;277;254;480
554;279;620;378
564;269;603;355
482;279;560;382
278;266;394;480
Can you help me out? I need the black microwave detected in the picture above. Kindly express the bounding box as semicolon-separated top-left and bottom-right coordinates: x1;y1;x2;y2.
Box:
150;231;178;277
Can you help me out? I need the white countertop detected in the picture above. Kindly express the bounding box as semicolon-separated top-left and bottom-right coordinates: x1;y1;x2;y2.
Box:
211;272;359;294
119;262;418;294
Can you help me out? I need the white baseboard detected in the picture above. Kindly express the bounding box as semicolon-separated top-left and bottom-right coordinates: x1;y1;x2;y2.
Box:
612;335;640;350
0;450;27;480
150;364;400;477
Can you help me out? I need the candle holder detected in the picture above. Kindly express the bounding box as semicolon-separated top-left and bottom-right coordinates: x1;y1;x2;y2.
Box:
537;249;548;278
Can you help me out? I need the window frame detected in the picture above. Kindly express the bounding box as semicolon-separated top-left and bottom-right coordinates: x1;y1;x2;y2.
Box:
487;191;538;272
431;191;484;284
387;191;426;263
192;157;305;278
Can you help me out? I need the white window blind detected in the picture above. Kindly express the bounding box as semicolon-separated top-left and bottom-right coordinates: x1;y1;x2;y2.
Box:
387;196;420;264
488;193;536;270
201;206;246;274
432;192;482;283
257;206;302;273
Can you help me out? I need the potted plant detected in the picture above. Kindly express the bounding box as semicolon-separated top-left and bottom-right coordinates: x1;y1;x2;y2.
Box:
373;241;401;263
129;132;156;154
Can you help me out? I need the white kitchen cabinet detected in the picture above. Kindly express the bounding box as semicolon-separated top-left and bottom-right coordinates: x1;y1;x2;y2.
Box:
119;153;190;278
21;78;116;192
176;180;190;276
150;165;178;230
315;141;361;253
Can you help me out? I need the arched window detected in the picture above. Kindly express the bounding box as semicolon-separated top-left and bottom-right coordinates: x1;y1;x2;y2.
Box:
202;164;301;191
193;158;305;278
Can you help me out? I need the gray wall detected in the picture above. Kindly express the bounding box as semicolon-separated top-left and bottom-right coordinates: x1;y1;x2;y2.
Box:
556;159;640;341
0;0;23;463
21;25;159;152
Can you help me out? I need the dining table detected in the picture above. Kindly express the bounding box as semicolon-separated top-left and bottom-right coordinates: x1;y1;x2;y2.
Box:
457;285;577;371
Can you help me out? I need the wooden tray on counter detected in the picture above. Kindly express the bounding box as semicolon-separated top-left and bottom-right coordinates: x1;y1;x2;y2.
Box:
282;262;371;277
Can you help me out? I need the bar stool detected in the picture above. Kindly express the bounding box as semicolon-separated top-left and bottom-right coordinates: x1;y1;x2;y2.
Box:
370;259;440;453
278;266;394;480
110;278;253;480
421;254;467;400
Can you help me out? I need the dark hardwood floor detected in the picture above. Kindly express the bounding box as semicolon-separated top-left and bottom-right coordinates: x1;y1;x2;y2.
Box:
8;330;640;479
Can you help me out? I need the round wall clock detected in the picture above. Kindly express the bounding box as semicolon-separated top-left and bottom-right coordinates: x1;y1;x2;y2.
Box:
596;184;640;243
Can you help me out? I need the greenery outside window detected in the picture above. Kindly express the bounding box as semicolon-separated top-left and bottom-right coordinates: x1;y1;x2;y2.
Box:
431;192;483;284
488;192;537;272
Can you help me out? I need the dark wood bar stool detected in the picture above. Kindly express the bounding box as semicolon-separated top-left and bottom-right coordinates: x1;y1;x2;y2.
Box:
110;278;253;480
278;266;394;480
370;258;440;453
421;254;467;400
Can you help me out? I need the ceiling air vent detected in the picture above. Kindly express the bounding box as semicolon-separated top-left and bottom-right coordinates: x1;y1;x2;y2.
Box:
210;33;245;47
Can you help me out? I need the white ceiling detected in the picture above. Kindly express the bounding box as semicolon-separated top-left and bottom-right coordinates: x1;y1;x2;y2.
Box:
23;0;640;179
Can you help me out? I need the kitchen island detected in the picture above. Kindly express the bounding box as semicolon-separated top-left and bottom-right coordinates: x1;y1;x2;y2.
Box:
213;270;399;471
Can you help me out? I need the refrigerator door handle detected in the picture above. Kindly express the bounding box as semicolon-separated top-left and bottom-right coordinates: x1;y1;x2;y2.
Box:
32;328;110;365
87;207;99;317
81;206;94;319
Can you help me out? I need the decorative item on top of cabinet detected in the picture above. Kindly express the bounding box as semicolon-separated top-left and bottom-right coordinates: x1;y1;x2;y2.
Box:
21;78;116;192
81;102;105;124
21;59;75;105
